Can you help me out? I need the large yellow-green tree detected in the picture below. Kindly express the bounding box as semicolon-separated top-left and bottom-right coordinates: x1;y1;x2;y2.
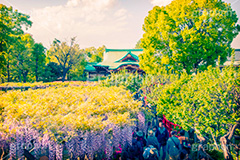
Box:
31;43;46;82
0;4;32;81
48;37;86;82
83;45;106;63
140;0;240;74
12;34;34;82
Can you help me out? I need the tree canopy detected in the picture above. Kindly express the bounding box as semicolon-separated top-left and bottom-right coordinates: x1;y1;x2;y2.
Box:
12;34;34;82
32;43;46;82
140;0;240;74
48;37;86;82
142;66;240;149
0;4;32;75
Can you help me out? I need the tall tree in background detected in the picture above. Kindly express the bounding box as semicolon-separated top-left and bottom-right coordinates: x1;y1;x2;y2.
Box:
12;34;34;82
41;62;62;82
48;37;85;82
83;45;106;63
140;0;240;74
135;40;142;49
93;45;106;62
5;38;15;82
68;45;106;80
0;4;32;82
32;43;46;82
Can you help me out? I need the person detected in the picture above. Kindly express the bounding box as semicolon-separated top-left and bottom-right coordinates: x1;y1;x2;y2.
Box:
143;145;159;160
152;115;159;128
136;130;146;160
188;129;195;145
155;119;169;160
129;132;143;160
146;121;153;139
152;126;157;137
146;130;159;150
166;131;181;160
178;130;191;160
121;142;131;160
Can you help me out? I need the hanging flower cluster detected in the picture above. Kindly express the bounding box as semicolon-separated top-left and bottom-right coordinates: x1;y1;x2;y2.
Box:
0;85;143;159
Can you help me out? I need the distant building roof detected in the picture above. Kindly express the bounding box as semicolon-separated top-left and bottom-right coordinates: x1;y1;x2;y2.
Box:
85;62;98;72
85;49;143;72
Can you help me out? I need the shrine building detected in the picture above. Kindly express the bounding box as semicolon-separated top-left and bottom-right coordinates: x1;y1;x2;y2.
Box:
84;49;145;79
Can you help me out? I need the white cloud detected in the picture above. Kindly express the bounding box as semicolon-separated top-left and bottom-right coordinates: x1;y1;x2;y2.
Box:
27;0;130;48
114;8;127;17
150;0;173;6
66;0;80;7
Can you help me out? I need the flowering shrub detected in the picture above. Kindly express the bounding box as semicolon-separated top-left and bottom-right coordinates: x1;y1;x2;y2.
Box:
100;70;143;93
0;81;98;89
0;85;142;159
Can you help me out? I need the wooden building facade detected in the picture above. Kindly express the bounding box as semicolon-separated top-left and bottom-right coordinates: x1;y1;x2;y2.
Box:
84;49;145;79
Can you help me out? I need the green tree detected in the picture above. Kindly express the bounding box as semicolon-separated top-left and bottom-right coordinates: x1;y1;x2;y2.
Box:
48;37;85;82
68;58;87;81
12;34;34;82
82;45;106;63
101;69;143;93
5;38;15;82
140;0;240;74
135;40;142;49
41;62;62;82
32;43;46;82
144;66;240;158
0;4;32;81
94;45;106;62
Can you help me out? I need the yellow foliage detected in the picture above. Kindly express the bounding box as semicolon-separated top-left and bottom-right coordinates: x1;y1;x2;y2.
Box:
0;85;141;140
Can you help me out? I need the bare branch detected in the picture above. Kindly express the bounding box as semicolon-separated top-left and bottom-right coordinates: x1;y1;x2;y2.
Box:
228;122;240;140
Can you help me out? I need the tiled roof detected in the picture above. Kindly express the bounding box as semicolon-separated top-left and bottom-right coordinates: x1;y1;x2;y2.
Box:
85;49;143;71
102;49;142;63
95;61;139;70
85;62;98;72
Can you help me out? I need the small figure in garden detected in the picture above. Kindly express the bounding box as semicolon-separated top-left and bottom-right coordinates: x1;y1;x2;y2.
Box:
146;121;153;139
137;130;147;148
178;130;191;160
136;130;146;160
121;142;131;160
188;129;195;145
129;132;143;160
166;131;181;160
152;115;159;128
155;119;169;160
143;145;159;160
152;126;158;137
146;130;159;150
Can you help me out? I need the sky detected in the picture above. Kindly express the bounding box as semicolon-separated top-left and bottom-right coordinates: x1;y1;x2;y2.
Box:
2;0;240;49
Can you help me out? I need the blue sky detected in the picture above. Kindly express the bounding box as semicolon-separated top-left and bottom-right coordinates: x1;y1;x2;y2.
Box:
2;0;240;49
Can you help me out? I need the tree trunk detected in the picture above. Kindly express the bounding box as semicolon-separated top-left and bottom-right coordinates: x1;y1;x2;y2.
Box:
19;69;22;82
210;129;219;150
23;70;28;83
220;123;239;160
62;69;68;82
35;58;38;82
7;57;10;82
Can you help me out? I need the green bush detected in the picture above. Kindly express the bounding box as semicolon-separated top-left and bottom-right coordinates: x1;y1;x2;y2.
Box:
143;66;240;147
207;149;225;160
100;70;143;93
